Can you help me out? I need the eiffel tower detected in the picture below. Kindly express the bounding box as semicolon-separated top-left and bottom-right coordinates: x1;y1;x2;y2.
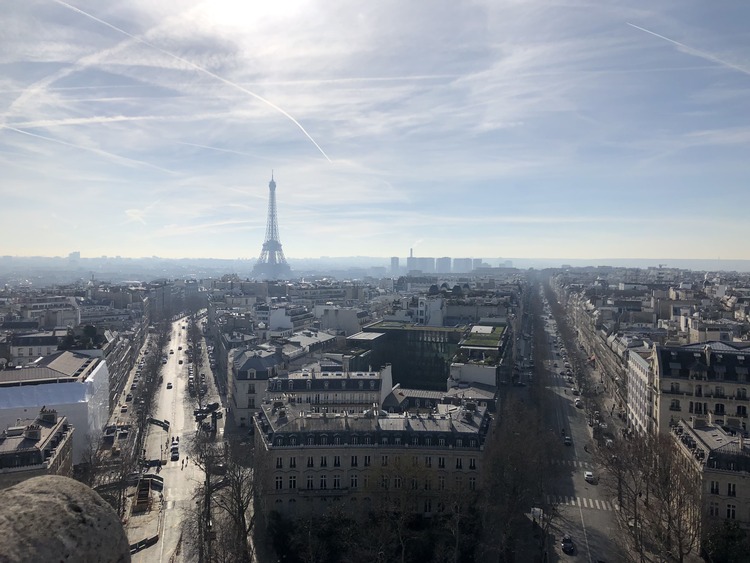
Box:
253;173;292;280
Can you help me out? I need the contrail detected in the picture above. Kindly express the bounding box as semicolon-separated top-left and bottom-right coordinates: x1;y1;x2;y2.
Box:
626;22;750;77
52;0;332;162
2;125;176;174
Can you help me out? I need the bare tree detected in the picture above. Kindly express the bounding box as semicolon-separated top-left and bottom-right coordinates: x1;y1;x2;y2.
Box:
211;448;256;563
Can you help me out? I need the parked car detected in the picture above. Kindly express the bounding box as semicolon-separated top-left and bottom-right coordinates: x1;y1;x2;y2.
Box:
120;405;128;413
125;393;133;402
171;450;179;461
584;471;596;484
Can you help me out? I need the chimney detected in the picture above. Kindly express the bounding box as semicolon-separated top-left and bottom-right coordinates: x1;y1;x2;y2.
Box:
705;344;712;367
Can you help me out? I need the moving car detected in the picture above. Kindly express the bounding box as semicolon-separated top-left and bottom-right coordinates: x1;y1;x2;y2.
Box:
584;471;596;483
166;382;173;389
563;436;572;446
561;534;575;554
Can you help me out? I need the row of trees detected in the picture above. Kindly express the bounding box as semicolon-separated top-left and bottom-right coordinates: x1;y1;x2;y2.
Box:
594;433;702;563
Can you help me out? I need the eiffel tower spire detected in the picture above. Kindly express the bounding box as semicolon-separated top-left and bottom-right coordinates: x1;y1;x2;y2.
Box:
253;174;292;279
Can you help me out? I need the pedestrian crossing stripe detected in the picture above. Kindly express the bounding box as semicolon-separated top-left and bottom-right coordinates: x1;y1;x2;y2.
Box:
546;495;619;511
549;459;592;468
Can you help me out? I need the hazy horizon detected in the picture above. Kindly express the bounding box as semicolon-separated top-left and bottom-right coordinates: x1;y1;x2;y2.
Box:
3;2;749;261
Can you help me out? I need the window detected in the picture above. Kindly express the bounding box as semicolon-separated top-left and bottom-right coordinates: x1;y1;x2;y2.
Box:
469;477;476;491
276;457;283;469
412;436;419;445
715;403;725;415
289;457;296;469
307;475;314;489
307;436;314;445
424;499;432;513
670;399;681;412
247;397;255;408
728;483;736;497
333;475;341;489
289;476;297;489
364;436;371;445
381;476;389;489
670;382;680;393
381;436;388;445
351;455;358;467
307;456;314;468
425;456;432;468
319;475;327;489
352;436;359;445
438;457;445;469
424;478;432;490
381;455;388;467
738;388;748;399
456;439;463;448
334;436;341;445
438;438;445;447
394;436;401;445
438;476;445;490
412;456;419;467
321;435;328;445
334;456;341;467
727;504;736;520
364;455;371;467
350;474;358;489
290;436;297;446
716;386;725;398
737;405;747;417
709;501;719;517
710;481;720;494
425;437;432;446
411;478;418;490
470;439;477;447
456;458;463;469
275;476;283;490
469;458;476;470
394;476;402;489
248;383;256;394
320;456;327;468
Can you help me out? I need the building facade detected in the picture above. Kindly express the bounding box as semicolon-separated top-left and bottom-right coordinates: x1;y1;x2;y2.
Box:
253;399;492;519
0;408;74;489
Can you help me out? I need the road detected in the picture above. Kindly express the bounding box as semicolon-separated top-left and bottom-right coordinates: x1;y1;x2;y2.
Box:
536;293;623;562
132;316;225;563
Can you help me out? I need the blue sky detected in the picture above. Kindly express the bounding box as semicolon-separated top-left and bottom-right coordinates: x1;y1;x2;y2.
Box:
2;1;749;262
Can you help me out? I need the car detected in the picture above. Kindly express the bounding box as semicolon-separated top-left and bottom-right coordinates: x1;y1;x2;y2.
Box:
206;402;220;411
178;346;182;350
120;405;128;413
563;436;572;446
166;382;173;389
130;383;137;390
125;393;133;402
561;534;575;554
171;451;180;461
169;350;174;354
178;359;183;364
584;471;596;483
571;388;580;396
553;362;558;367
575;399;583;408
172;436;179;444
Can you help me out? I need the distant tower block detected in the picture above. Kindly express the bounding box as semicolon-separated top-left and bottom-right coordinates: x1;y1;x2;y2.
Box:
253;174;292;280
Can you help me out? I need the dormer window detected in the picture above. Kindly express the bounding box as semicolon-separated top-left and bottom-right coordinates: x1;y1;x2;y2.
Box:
306;380;312;390
288;380;294;390
324;381;329;390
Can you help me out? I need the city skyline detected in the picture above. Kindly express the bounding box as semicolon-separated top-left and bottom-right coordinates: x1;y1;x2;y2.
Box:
2;1;749;261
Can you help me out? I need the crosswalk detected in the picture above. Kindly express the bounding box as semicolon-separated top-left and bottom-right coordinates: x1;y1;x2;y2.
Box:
550;459;593;469
547;495;618;511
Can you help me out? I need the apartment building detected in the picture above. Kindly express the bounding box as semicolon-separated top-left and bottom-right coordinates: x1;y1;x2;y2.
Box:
673;419;750;535
254;399;492;519
0;350;109;463
265;364;393;414
227;347;282;428
654;342;750;434
0;407;74;489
